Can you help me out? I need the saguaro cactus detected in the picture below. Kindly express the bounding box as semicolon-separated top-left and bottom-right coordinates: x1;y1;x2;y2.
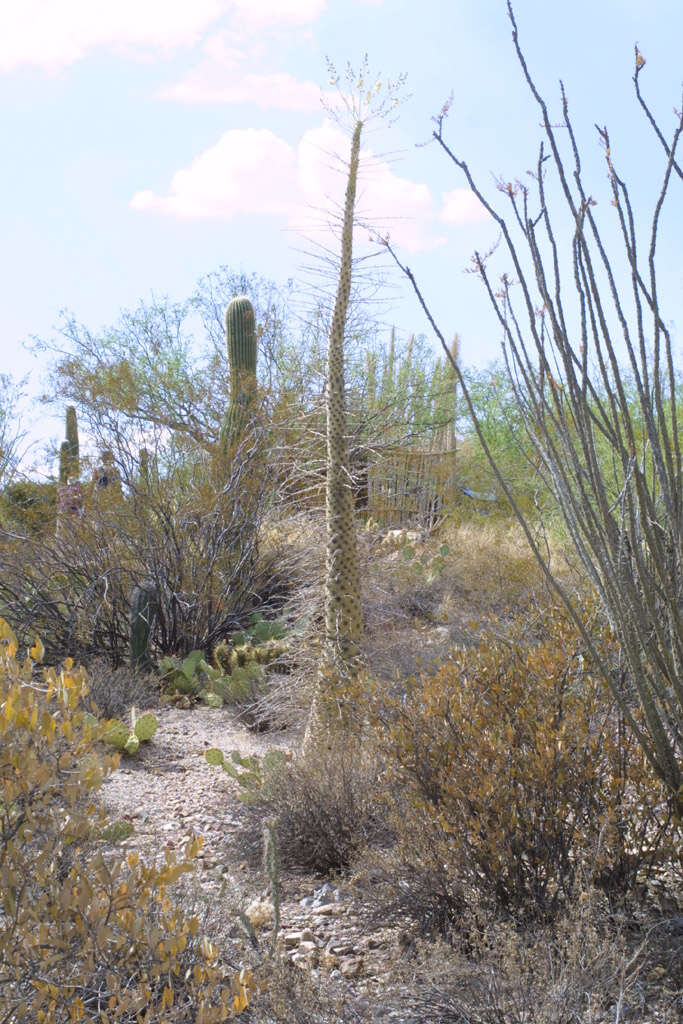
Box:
129;581;158;671
221;295;258;451
58;442;70;486
56;407;82;535
64;406;80;480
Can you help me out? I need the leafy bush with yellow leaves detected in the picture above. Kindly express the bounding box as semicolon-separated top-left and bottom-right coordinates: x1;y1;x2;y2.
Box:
0;620;253;1021
364;601;675;933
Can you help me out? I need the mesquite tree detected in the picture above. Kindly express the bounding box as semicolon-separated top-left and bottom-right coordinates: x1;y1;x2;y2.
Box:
386;2;682;814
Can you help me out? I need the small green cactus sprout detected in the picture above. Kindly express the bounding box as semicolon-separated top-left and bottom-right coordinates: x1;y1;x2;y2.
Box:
124;733;140;755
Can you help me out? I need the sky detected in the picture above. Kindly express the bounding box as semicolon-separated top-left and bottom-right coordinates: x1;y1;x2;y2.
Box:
2;0;682;467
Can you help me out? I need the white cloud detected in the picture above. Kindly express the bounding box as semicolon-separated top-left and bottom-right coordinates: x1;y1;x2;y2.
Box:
162;68;324;110
130;129;297;218
227;0;326;30
441;188;490;225
131;119;446;252
0;0;326;71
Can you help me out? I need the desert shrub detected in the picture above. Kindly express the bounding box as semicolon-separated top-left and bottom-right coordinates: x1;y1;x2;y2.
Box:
0;478;57;533
241;740;387;875
363;600;674;934
87;657;160;718
0;633;253;1021
379;887;673;1024
0;437;298;665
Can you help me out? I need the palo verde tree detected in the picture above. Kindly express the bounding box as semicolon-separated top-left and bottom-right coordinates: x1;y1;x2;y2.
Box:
386;2;682;814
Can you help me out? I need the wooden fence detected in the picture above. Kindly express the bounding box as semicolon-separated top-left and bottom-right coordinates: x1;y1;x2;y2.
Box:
366;445;457;528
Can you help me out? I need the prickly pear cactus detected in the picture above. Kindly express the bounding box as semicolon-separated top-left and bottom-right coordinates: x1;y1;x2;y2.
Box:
124;733;140;755
133;711;158;742
103;719;131;751
103;709;158;755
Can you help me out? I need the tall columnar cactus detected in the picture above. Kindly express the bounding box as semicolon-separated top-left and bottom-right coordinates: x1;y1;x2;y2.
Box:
304;120;365;753
221;295;258;451
324;119;364;671
58;442;70;485
64;406;80;481
139;448;150;489
129;581;158;671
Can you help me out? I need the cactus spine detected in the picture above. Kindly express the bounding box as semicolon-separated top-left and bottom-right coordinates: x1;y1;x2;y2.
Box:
129;581;158;671
221;296;258;451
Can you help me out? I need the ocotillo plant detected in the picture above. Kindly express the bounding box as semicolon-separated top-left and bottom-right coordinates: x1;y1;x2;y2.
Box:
220;295;258;453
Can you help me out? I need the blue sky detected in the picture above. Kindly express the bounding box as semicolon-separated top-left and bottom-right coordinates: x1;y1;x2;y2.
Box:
2;0;682;465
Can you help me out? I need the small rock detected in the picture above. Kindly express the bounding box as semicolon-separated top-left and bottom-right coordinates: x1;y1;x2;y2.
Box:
340;956;363;979
314;903;338;916
330;944;355;956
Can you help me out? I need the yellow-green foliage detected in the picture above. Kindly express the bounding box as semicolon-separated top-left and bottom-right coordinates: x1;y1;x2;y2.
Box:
365;601;673;927
0;479;57;534
0;625;254;1020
